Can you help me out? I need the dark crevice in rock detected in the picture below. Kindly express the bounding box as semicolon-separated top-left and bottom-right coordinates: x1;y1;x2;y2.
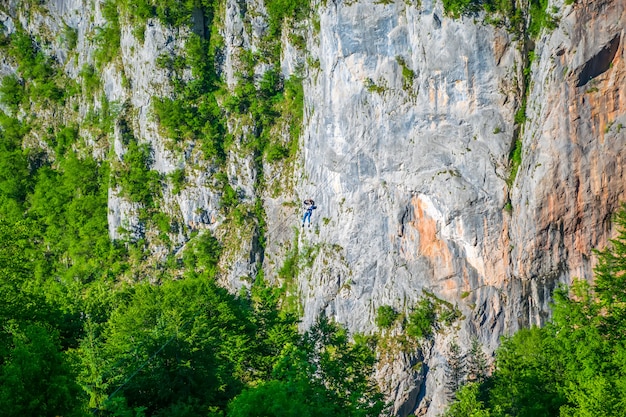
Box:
411;362;430;417
250;227;264;265
576;34;620;87
191;7;205;37
398;204;410;237
432;13;441;29
236;0;247;17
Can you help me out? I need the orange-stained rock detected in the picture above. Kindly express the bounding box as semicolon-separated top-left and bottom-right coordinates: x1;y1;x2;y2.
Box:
510;0;626;321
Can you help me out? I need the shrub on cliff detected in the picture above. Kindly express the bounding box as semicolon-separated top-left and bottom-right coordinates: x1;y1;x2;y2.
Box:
376;305;399;329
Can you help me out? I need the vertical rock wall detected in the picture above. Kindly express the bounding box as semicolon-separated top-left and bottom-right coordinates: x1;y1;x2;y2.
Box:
268;0;626;414
291;0;520;335
511;0;626;319
265;0;523;413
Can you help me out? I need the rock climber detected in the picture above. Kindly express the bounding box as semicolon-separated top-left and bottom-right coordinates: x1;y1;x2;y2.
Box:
302;199;317;227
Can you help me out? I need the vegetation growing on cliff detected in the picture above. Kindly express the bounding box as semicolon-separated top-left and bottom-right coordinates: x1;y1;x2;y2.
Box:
376;305;399;329
2;0;620;415
0;104;382;417
442;0;558;39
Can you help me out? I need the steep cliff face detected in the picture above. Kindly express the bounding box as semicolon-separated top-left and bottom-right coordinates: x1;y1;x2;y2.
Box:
264;1;521;412
290;0;519;334
510;0;626;320
0;0;624;415
267;0;625;414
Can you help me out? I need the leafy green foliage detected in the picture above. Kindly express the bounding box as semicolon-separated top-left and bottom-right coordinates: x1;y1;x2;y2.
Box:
0;3;365;416
265;142;290;162
0;221;52;327
114;137;162;206
467;338;488;383
152;31;227;161
527;0;558;38
264;0;311;39
29;154;113;282
94;1;121;69
441;0;487;19
122;0;199;28
84;95;120;137
406;298;437;339
446;342;465;398
50;125;77;157
281;75;305;156
0;111;125;349
278;239;299;281
228;316;387;417
226;63;304;166
376;305;399;329
247;275;300;376
365;78;386;94
404;292;461;341
508;138;522;186
152;94;226;161
0;75;25;113
0;115;32;221
396;56;415;90
441;0;556;39
0;219;88;416
0;324;85;417
79;64;100;97
276;234;318;315
167;168;185;194
226;66;282;154
443;383;490;417
71;275;384;417
5;31;65;103
151;211;172;235
93;278;253;415
183;232;222;277
63;24;78;50
214;172;240;217
514;101;527;124
228;379;330;417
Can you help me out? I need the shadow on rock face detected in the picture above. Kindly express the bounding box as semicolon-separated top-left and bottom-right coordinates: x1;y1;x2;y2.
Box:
576;34;620;87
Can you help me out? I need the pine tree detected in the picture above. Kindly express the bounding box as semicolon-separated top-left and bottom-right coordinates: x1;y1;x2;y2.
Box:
446;341;465;399
466;338;488;383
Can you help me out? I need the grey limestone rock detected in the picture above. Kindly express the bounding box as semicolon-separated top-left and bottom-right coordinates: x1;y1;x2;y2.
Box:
266;1;521;413
108;186;143;241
